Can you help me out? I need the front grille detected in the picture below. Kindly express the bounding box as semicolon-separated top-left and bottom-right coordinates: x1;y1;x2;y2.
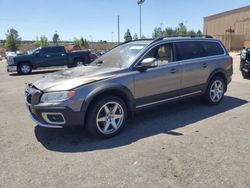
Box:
244;63;250;69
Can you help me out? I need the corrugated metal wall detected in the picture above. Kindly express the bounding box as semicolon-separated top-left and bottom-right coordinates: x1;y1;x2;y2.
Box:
204;6;250;50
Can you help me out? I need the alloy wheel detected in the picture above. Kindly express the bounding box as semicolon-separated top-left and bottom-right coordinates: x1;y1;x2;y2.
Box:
96;102;124;135
21;64;31;74
210;80;224;103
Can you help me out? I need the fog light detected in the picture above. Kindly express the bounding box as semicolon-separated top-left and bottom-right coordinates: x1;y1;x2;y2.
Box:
41;113;66;125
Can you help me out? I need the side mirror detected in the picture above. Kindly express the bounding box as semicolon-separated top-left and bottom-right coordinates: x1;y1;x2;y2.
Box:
135;58;157;71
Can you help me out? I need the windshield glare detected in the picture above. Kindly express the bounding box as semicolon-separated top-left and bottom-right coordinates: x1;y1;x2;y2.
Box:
91;43;147;68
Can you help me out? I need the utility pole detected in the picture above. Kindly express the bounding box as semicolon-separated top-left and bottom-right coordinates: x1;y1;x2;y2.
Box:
111;32;114;43
118;15;120;44
137;0;145;39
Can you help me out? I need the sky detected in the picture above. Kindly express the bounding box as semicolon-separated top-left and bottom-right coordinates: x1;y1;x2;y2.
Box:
0;0;249;42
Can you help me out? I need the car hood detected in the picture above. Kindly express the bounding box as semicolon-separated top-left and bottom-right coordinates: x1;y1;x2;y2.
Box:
32;66;122;91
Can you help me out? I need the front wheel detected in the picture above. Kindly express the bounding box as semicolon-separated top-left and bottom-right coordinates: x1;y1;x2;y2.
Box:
86;96;127;138
17;63;32;75
202;77;225;105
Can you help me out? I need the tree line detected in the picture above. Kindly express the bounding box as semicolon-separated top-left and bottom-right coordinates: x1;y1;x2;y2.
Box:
2;29;89;51
3;22;203;51
124;22;202;42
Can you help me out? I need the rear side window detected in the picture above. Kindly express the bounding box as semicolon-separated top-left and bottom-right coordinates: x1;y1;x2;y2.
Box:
201;42;224;56
42;47;64;54
51;47;65;53
175;42;207;61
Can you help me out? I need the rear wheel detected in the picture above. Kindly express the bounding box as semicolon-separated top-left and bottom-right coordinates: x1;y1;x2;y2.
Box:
86;96;127;138
74;58;85;67
17;63;32;75
202;76;225;105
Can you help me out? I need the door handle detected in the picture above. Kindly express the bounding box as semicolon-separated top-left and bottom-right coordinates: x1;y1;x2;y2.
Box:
46;55;51;58
170;68;177;74
202;63;207;68
61;54;65;56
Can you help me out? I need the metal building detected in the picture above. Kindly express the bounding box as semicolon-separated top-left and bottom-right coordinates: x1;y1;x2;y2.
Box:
204;6;250;50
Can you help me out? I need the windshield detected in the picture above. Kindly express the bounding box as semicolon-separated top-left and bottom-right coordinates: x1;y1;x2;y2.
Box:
90;42;148;68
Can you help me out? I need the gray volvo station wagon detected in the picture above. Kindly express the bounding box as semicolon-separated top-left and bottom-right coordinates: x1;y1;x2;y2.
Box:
25;36;233;138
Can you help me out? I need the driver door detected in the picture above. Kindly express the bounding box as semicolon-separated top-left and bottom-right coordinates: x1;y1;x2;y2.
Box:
133;43;183;108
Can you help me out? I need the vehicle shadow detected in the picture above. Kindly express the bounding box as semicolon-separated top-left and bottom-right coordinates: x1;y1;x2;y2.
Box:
34;96;248;153
9;69;61;76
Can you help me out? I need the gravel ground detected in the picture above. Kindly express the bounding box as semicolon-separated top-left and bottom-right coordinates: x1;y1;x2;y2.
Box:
0;53;250;188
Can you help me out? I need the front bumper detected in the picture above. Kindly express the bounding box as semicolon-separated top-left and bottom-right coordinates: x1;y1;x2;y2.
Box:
25;85;86;128
27;102;85;128
7;65;17;72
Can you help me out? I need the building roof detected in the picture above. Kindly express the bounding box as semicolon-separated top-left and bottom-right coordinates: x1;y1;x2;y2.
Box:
204;5;250;21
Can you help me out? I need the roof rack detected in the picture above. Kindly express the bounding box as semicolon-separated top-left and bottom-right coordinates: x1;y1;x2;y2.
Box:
166;35;213;38
150;35;213;44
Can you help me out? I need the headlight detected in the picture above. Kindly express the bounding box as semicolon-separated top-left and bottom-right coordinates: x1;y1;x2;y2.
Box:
40;91;76;103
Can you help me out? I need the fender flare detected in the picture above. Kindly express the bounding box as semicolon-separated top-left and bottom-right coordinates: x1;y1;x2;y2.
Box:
205;68;228;91
81;83;135;120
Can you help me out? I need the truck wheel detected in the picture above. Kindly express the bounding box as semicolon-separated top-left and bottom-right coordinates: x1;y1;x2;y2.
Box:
86;96;127;138
17;63;32;75
202;76;225;105
74;58;85;67
242;71;250;79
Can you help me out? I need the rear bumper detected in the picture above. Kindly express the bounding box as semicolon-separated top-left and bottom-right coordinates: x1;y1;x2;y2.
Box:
7;65;17;72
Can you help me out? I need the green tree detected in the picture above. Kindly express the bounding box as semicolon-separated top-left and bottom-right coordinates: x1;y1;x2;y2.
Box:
176;22;187;35
74;37;89;49
4;28;21;51
73;37;80;45
187;30;196;35
52;31;60;45
34;35;49;46
124;29;132;42
197;30;202;36
141;35;147;39
133;33;138;40
163;27;175;36
152;27;162;38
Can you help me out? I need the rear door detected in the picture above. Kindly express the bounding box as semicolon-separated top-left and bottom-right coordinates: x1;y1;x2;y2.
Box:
48;46;68;66
175;41;211;95
133;43;183;108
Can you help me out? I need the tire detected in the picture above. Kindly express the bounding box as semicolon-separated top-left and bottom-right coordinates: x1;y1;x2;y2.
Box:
242;71;250;79
86;96;128;138
17;63;32;75
74;58;85;67
202;76;225;105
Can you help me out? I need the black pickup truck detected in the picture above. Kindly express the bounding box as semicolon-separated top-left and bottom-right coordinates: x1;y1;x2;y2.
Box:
7;46;92;74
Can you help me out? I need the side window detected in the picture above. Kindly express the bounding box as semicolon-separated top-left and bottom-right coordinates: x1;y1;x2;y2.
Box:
51;47;63;54
42;48;53;54
202;42;224;56
144;43;174;66
175;42;206;61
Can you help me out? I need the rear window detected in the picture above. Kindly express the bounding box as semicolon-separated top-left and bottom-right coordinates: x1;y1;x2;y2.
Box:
175;41;225;61
201;42;224;56
175;42;206;61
